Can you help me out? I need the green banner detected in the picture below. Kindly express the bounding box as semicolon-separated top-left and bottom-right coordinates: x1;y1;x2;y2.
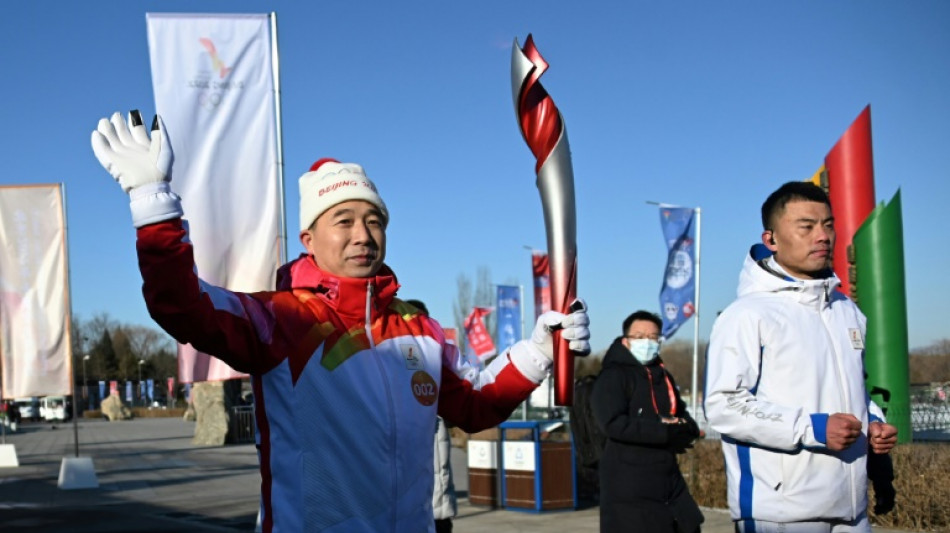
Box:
853;190;911;443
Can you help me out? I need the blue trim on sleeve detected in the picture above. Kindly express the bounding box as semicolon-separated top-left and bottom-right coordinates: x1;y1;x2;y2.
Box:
810;413;829;444
869;413;883;424
738;443;754;520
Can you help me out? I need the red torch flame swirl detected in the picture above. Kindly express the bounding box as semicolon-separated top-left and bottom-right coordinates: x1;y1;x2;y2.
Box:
512;33;580;405
517;35;563;174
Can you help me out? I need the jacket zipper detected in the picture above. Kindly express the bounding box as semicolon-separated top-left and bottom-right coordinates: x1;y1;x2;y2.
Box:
365;280;398;531
819;279;856;518
366;280;376;348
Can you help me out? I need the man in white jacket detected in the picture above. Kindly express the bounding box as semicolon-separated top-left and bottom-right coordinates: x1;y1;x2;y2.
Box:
705;182;897;533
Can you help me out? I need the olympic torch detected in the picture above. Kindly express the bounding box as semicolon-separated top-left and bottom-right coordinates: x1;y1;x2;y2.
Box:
511;34;579;406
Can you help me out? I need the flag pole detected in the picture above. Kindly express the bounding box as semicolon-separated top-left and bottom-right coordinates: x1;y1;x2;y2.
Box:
648;201;702;418
520;283;527;420
61;183;80;458
269;12;287;265
691;207;702;418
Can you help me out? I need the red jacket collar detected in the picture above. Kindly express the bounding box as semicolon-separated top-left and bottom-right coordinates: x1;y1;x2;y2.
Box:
284;255;399;319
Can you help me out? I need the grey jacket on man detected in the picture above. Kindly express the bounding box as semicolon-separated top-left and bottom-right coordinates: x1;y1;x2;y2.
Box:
432;417;458;520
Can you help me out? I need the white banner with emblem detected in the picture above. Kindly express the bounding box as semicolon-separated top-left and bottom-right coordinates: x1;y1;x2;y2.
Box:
0;184;72;399
147;13;281;382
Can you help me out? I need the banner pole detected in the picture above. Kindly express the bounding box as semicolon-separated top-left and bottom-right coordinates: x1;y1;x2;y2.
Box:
520;284;527;420
61;183;80;457
691;207;702;419
269;12;287;265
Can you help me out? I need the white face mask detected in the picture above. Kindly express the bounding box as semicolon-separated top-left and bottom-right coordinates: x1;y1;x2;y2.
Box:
627;339;660;364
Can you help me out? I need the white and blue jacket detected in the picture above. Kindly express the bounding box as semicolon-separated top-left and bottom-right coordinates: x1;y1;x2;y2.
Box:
705;246;885;524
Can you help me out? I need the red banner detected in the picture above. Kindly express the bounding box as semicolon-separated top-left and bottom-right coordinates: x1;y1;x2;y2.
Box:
464;307;496;362
531;251;552;320
109;380;118;397
443;327;458;345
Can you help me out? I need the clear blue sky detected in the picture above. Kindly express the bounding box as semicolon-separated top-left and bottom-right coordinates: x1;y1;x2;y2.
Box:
2;1;947;354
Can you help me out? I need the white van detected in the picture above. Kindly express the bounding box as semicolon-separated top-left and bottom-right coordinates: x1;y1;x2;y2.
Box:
13;398;39;421
39;396;71;422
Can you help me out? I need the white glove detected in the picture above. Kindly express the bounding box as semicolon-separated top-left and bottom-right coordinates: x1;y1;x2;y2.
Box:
91;110;172;192
530;299;591;361
90;110;182;227
503;299;590;384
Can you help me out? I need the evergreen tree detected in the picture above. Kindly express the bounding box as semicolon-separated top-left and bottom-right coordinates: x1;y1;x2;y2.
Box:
94;329;119;379
113;328;138;381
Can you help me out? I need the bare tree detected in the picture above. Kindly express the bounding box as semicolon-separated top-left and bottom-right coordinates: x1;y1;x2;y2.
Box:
453;273;473;348
574;351;604;378
911;338;950;357
123;325;178;386
70;313;178;384
124;325;174;360
86;312;118;344
659;339;708;398
908;338;950;384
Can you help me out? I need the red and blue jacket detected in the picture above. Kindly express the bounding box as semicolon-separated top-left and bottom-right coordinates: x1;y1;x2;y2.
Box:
137;219;545;532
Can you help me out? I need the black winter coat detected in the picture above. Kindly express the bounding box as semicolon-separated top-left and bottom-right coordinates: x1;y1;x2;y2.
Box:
590;338;704;533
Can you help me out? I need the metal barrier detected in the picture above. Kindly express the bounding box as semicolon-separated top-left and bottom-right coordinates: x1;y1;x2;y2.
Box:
910;391;950;433
227;405;256;444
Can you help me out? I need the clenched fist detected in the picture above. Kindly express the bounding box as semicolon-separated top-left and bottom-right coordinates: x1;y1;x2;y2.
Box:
868;421;898;454
825;413;862;451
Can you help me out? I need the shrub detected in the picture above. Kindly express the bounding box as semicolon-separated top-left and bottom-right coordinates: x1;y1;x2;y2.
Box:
680;439;950;531
82;408;187;419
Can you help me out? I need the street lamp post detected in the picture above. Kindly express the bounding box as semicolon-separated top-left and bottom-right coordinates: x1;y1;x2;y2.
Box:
138;360;145;407
82;355;90;411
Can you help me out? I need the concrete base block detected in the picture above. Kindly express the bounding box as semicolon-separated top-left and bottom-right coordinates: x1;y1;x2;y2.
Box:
0;444;19;467
57;456;99;489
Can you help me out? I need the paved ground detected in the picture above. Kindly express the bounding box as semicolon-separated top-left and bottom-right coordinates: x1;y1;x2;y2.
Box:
0;418;908;532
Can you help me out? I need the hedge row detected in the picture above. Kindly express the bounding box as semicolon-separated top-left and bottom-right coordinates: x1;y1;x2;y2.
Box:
681;439;950;532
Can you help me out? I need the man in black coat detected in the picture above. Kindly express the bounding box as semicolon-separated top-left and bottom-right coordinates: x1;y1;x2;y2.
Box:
591;310;704;533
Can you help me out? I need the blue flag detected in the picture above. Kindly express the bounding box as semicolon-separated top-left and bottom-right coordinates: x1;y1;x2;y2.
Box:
125;381;133;404
146;379;155;403
658;206;697;339
496;285;522;352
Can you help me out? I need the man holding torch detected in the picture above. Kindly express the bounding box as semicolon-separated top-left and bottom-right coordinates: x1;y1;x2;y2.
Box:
90;110;590;532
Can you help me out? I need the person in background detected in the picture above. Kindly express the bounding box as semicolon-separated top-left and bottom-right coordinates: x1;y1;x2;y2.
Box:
591;310;703;533
705;181;898;532
90;109;590;532
8;402;20;432
406;299;458;533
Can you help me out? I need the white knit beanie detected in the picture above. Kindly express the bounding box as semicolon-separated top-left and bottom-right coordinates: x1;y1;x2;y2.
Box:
298;158;389;231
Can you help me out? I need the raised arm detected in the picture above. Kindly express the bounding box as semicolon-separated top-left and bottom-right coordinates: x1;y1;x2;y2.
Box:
90;110;283;374
438;305;590;432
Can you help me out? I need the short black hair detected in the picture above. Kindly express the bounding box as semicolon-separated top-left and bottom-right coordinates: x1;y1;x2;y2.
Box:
622;310;662;335
405;299;429;317
761;181;831;230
